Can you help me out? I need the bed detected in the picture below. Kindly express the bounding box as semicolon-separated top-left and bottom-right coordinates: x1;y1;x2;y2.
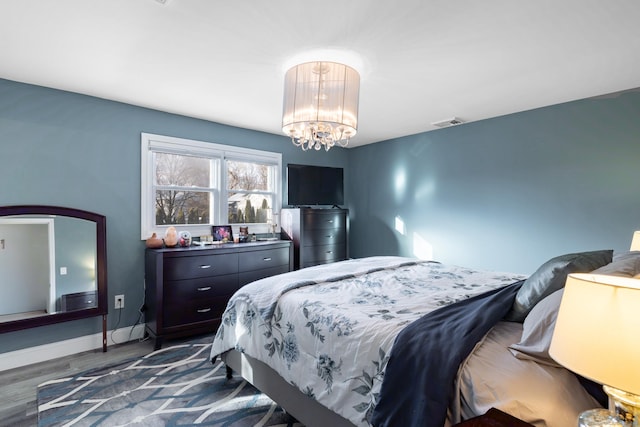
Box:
210;249;640;427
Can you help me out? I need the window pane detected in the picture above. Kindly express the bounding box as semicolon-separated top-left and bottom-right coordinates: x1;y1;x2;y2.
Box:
227;160;270;191
228;192;272;224
156;190;211;225
156;153;210;187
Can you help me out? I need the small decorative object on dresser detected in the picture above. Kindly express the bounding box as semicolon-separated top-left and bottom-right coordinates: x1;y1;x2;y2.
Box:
164;226;178;247
238;226;249;243
145;232;163;248
178;230;192;247
212;225;233;242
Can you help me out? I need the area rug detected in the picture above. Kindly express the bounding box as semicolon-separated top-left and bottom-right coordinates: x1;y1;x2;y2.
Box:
37;335;303;426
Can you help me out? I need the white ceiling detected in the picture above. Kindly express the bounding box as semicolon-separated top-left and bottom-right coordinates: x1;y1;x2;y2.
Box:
2;0;640;147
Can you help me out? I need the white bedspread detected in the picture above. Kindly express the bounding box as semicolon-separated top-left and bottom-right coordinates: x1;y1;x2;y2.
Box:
210;256;525;427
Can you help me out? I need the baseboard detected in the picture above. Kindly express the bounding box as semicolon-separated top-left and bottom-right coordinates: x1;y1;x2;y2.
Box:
0;323;146;372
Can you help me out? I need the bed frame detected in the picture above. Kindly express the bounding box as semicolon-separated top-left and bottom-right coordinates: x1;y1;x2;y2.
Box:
221;349;356;427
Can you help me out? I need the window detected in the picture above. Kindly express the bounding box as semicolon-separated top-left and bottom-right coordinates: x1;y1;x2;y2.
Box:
141;133;281;239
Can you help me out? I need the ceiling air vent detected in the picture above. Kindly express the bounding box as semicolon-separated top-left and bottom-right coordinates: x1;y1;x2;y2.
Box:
431;117;465;128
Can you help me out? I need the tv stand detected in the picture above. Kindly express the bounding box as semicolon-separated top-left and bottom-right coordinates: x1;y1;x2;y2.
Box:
281;207;348;270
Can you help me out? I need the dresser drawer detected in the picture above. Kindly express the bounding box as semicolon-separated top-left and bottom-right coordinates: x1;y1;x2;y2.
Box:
163;253;239;281
301;243;347;265
302;227;346;247
163;274;239;301
239;264;291;287
302;211;345;230
163;295;230;327
240;247;290;272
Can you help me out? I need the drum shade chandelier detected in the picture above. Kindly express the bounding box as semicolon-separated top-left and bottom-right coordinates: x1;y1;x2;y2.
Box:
282;61;360;151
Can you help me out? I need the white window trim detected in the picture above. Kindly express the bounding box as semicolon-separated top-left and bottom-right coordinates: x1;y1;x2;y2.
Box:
141;132;282;240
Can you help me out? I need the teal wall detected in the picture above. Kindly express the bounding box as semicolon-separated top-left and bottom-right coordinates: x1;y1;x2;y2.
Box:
0;78;349;353
347;90;640;274
2;76;639;354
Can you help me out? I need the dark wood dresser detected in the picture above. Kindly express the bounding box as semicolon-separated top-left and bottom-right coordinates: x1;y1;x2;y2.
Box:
144;240;292;349
281;208;348;270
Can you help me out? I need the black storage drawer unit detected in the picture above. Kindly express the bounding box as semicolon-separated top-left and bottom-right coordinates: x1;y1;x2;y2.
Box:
60;290;98;311
281;208;348;270
145;240;292;349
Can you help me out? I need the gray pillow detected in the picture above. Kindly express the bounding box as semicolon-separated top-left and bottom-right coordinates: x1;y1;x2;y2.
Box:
505;249;613;322
509;288;564;367
591;251;640;277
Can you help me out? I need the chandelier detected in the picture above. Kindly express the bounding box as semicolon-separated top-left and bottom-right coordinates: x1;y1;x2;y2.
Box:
282;61;360;151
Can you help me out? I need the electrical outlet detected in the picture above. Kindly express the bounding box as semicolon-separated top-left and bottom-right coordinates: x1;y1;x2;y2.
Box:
115;294;124;309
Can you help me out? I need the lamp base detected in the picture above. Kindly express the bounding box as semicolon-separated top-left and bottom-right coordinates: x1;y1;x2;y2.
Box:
578;408;623;426
604;385;640;427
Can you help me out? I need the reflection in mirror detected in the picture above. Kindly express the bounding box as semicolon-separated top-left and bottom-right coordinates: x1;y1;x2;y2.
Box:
0;206;108;351
0;216;97;321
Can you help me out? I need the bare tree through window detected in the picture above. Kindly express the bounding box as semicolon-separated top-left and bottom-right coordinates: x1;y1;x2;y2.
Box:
155;153;211;225
227;160;274;224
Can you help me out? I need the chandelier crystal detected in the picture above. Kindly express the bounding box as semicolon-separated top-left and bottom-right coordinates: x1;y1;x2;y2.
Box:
282;61;360;151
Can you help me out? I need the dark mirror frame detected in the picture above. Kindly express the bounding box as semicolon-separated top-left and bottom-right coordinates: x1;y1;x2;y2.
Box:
0;205;108;351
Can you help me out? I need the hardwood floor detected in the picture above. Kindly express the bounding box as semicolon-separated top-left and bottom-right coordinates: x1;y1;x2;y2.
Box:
0;337;158;426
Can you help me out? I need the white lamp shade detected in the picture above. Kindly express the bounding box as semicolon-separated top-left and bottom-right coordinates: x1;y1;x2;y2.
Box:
282;61;359;141
631;231;640;251
549;273;640;395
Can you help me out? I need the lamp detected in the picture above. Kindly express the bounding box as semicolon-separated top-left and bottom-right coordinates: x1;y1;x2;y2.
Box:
549;273;640;426
282;61;360;151
630;231;640;251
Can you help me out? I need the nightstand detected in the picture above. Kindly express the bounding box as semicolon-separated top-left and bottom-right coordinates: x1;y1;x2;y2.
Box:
454;408;534;426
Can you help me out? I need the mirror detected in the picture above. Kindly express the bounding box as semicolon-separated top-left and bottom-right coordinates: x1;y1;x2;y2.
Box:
0;205;108;350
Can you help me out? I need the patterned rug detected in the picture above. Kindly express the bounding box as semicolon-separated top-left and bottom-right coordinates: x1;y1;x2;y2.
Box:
37;335;303;426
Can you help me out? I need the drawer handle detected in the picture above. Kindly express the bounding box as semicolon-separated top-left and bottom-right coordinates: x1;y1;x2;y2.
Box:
325;235;333;238
327;220;334;223
326;250;333;254
86;300;93;304
197;308;211;313
197;286;212;291
199;265;212;269
263;257;272;262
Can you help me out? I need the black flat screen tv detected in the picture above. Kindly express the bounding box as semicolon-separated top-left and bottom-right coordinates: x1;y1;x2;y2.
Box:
287;164;344;206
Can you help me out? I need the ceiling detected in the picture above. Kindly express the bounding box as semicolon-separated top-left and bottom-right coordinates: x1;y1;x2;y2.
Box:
2;0;640;148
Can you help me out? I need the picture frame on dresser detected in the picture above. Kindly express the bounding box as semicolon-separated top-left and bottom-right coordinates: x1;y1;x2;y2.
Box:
212;225;233;242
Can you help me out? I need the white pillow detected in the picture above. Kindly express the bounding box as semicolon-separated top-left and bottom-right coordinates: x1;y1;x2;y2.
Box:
591;251;640;277
508;288;564;367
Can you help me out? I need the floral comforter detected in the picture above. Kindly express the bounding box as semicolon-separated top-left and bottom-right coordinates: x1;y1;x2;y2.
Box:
210;256;525;427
